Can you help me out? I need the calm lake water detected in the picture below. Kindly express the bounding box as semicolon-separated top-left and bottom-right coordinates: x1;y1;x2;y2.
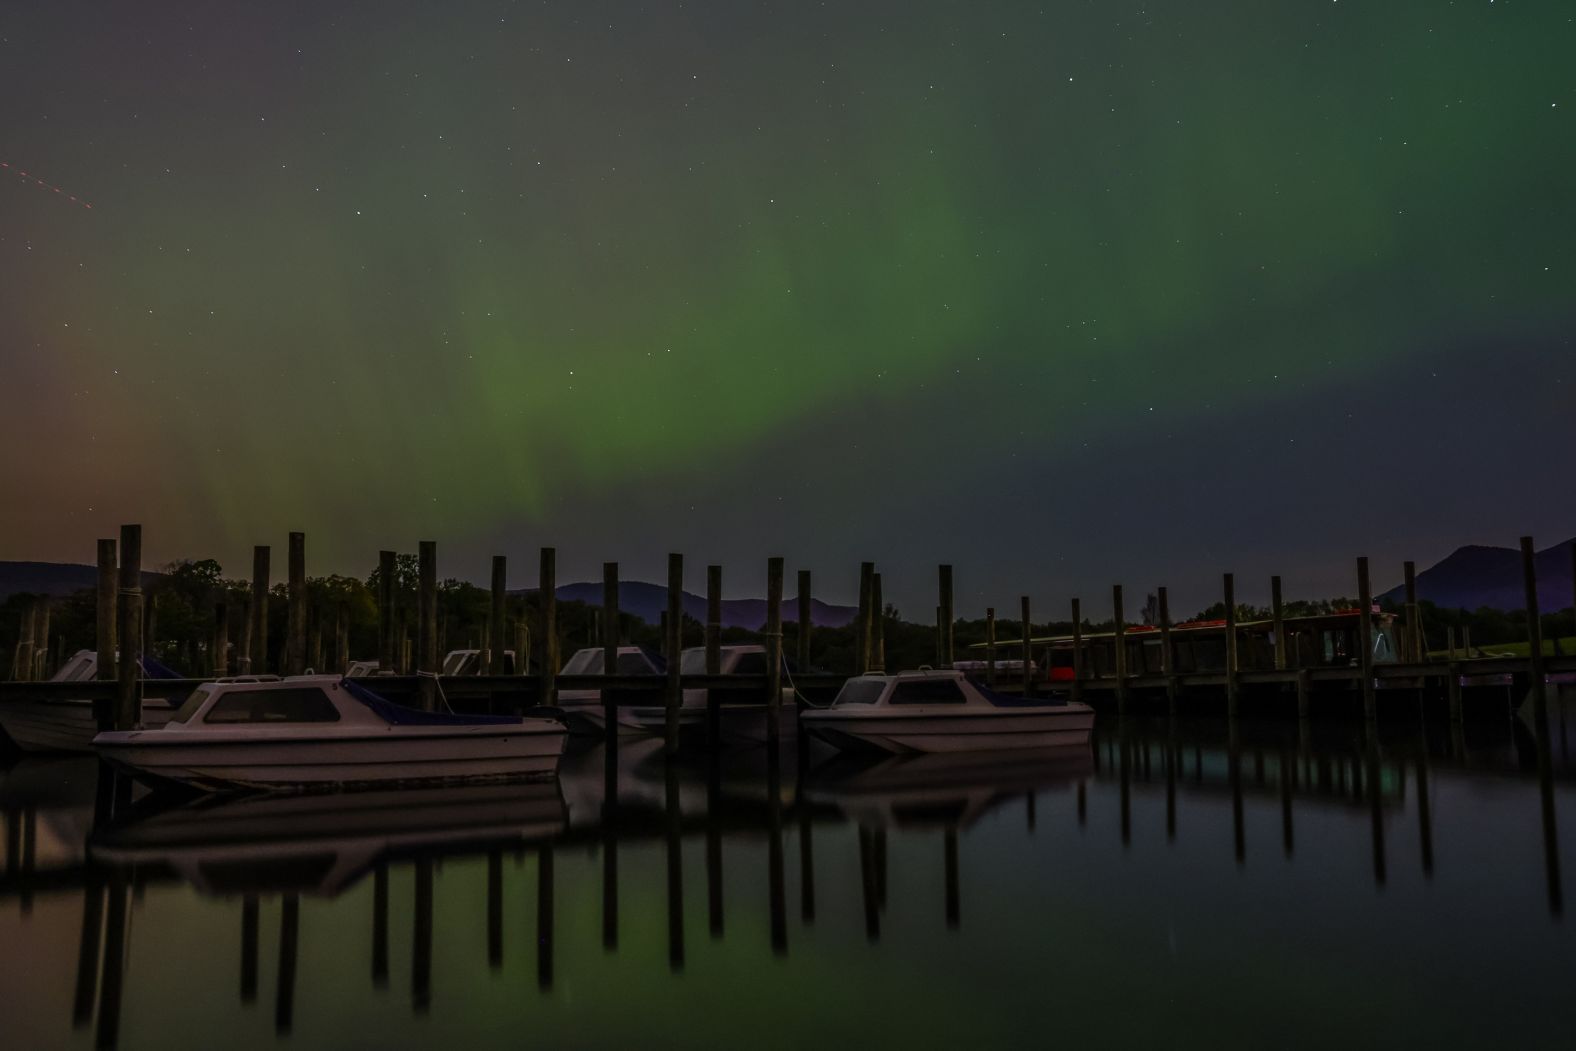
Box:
2;709;1573;1050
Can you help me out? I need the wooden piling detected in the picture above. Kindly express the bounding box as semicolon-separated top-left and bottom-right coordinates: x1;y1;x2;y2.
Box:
1158;586;1175;714
664;553;682;755
797;570;812;672
1112;585;1127;712
1071;598;1084;705
871;572;885;673
489;555;507;677
377;550;395;673
417;541;437;710
95;540;116;681
1020;596;1034;698
1403;560;1421;662
984;607;997;688
1521;536;1547;721
939;565;954;667
286;532;306;676
766;557;785;747
1357;557;1375;725
115;525;143;731
856;562;874;673
250;546;270;675
1223;573;1239;717
706;564;722;748
603;562;619;747
212;601;228;677
539;547;558;707
1271;575;1286;670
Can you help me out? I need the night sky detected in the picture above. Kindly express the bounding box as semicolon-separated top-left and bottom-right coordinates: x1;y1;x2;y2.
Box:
2;1;1572;615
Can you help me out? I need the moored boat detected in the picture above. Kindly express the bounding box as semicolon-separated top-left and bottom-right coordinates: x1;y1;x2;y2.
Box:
800;669;1094;754
92;675;567;791
622;644;797;744
0;650;190;753
555;646;666;736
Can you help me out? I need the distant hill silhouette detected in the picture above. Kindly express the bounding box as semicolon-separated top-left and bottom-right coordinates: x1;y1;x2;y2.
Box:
1379;538;1576;611
532;580;856;630
0;561;161;599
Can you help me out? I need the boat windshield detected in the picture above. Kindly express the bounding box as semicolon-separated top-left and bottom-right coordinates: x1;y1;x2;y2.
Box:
166;685;215;724
680;649;707;673
562;650;602;674
616;652;658;674
832;679;887;706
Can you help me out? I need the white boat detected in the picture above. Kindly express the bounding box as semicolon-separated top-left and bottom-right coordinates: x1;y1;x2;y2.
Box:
441;649;518;676
623;645;797;744
800;669;1095;754
92;675;567;791
555;646;666;736
0;649;194;753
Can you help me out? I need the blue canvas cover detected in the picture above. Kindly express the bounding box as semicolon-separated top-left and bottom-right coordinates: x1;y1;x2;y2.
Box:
966;676;1068;708
340;677;523;726
139;655;182;679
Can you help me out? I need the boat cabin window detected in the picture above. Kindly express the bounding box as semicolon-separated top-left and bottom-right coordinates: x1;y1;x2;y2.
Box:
832;679;887;706
890;679;967;704
732;651;768;675
616;652;658;674
204;687;342;724
680;649;708;673
167;685;216;724
562;650;602;674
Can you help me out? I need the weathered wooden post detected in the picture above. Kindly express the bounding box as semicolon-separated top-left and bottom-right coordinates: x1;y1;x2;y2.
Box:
871;572;885;672
285;532;306;676
766;557;784;748
1159;586;1176;714
489;555;507;676
539;547;558;707
115;525;143;731
1071;597;1084;704
377;550;395;673
96;539;117;680
1357;557;1375;725
1223;573;1239;717
1020;596;1034;698
664;553;682;754
11;602;33;680
602;562;619;749
141;592;155;669
1271;575;1286;670
1112;585;1127;713
1297;668;1312;722
706;564;722;748
334;602;348;673
250;546;270;675
939;565;955;667
212;600;228;677
856;562;874;673
797;570;813;672
1446;624;1458;661
1521;536;1547;722
984;607;997;688
417;540;437;711
1403;561;1421;662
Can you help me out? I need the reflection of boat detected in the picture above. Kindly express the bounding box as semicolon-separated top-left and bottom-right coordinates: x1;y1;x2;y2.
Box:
805;748;1091;829
0;650;189;753
93;676;567;791
555;646;666;737
89;781;565;896
624;645;797;744
800;670;1094;754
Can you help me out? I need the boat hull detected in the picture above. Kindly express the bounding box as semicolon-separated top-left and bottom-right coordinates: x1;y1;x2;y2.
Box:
800;706;1094;755
0;698;177;753
94;726;567;791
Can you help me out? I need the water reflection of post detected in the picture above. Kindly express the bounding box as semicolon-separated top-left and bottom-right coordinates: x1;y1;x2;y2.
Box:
372;865;389;988
240;895;259;1003
72;877;105;1027
1076;782;1086;828
1026;792;1037;832
20;807;35;913
798;802;816;923
95;875;129;1050
1165;722;1177;843
1415;755;1434;879
767;747;787;956
1229;730;1245;866
487;851;503;969
1119;725;1131;847
276;894;300;1034
1535;711;1563;917
858;827;880;942
664;765;684;972
537;844;555;988
1367;750;1387;888
943;830;960;931
705;752;722;940
412;863;432;1012
1280;749;1294;858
